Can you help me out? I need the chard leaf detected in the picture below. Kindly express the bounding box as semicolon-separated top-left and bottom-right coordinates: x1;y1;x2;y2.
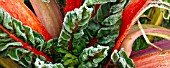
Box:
57;5;93;49
34;58;64;68
0;0;127;67
86;0;125;48
111;49;135;68
78;45;109;68
56;0;126;67
0;8;57;67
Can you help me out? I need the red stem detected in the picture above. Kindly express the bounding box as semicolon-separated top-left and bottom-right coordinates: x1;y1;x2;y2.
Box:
0;0;52;41
68;23;79;51
68;37;73;51
105;0;150;67
86;4;101;47
0;25;53;62
113;0;148;52
91;4;101;18
64;0;83;15
87;36;98;47
65;0;83;51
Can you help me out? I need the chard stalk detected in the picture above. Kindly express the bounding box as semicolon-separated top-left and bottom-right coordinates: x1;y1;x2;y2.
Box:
30;0;63;38
133;49;170;67
121;24;170;57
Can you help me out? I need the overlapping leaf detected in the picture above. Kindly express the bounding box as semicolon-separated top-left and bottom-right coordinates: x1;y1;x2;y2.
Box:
56;0;128;67
0;8;57;67
0;0;133;67
79;45;109;68
111;48;135;68
57;0;125;54
57;5;93;50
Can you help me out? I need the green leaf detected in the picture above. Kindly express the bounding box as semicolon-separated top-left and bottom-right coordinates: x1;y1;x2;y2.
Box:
57;0;125;57
57;5;93;49
0;8;58;67
132;36;148;51
111;49;135;68
58;0;126;67
55;0;66;7
0;0;128;67
0;42;22;51
34;58;64;68
78;45;109;68
87;0;125;47
62;53;79;67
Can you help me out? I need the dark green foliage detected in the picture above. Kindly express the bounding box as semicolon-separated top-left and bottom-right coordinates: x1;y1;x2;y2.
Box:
133;37;148;51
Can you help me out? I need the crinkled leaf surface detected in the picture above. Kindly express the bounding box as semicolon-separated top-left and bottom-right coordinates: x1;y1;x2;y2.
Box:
0;0;129;67
78;45;109;68
0;8;58;67
111;49;135;68
34;58;64;68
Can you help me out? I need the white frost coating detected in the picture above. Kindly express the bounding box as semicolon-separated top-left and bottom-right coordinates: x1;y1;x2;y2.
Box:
34;58;64;68
120;48;124;51
97;45;109;56
58;5;93;47
35;58;44;66
149;1;170;20
78;6;93;26
119;57;127;68
111;49;118;61
42;0;50;3
7;48;29;61
0;42;22;51
79;45;109;68
83;0;117;6
110;48;135;67
81;45;109;61
74;8;83;21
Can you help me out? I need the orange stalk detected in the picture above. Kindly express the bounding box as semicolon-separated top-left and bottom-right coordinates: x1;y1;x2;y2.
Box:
0;0;52;41
64;0;83;15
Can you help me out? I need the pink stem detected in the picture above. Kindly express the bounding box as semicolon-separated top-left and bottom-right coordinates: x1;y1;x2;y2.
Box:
121;25;170;57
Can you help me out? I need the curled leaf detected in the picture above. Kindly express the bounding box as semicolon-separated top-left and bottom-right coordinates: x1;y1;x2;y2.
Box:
57;5;93;50
111;48;135;68
79;45;109;68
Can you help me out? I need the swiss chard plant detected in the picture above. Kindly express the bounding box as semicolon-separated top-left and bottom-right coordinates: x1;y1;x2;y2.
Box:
0;0;170;68
0;0;135;68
